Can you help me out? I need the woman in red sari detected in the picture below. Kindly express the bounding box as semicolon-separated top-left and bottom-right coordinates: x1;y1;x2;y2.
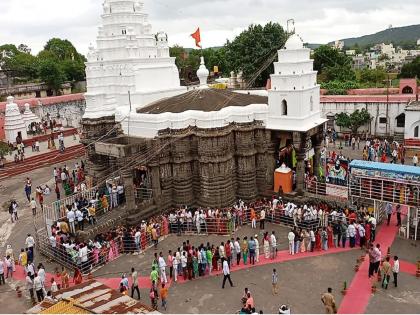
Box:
365;222;371;245
315;228;322;251
327;224;334;248
73;268;83;285
141;229;147;250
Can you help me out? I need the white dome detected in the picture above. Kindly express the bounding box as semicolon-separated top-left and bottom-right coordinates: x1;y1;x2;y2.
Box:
284;33;304;50
197;56;209;88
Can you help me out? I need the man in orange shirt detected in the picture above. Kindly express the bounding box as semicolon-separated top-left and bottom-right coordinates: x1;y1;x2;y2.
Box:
250;208;256;229
160;283;168;311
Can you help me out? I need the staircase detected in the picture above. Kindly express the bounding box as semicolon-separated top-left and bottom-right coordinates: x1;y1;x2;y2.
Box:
393;132;405;143
0;144;85;180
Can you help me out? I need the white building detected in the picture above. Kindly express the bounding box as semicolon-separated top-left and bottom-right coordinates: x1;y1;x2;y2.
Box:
4;96;27;143
117;31;326;138
83;0;185;119
267;33;326;132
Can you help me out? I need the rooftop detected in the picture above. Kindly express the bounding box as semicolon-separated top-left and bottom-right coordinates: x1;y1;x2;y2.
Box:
137;88;268;114
26;280;155;314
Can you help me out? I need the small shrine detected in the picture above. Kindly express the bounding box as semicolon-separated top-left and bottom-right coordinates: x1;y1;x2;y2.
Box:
22;103;41;129
4;96;27;143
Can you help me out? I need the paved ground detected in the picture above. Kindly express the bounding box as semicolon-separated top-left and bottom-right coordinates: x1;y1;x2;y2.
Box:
366;272;420;314
3;131;80;163
0;153;419;314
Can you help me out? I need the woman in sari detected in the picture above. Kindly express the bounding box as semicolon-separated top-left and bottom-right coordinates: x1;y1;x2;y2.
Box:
263;232;270;259
73;267;83;285
315;228;322;251
327;224;334;249
212;246;219;272
192;254;199;279
61;267;70;289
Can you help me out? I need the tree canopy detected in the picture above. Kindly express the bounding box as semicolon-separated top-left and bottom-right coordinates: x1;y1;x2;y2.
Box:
399;56;420;79
313;45;355;82
224;22;286;86
335;109;372;134
170;22;286;87
0;39;86;93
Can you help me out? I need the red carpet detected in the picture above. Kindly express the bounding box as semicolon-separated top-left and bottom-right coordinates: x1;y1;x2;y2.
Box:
338;214;400;314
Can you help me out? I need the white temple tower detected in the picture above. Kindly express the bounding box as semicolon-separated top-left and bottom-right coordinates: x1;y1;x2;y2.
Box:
22;103;41;128
267;32;326;132
83;0;185;119
4;96;27;143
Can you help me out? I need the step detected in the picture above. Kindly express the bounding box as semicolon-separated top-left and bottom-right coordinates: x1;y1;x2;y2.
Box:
1;145;85;179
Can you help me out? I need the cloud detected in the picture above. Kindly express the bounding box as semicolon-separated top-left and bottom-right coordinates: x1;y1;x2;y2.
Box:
1;0;419;55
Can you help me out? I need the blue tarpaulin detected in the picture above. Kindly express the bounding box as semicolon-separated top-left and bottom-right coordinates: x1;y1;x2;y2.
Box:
349;160;420;177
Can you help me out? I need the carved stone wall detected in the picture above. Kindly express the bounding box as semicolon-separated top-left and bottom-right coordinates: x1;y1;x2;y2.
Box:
148;123;275;208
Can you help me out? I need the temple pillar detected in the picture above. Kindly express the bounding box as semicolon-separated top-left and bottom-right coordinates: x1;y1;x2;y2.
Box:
312;132;323;178
293;131;306;194
117;159;135;211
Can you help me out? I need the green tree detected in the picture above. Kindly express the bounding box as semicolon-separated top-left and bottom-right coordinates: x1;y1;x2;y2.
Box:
38;58;66;93
0;44;38;82
169;45;187;70
399;56;420;78
0;141;11;159
223;22;287;87
313;45;355;82
335;109;372;134
38;38;86;82
359;67;387;86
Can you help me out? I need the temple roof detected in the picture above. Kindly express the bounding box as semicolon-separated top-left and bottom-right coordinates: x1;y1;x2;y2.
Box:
137;88;268;114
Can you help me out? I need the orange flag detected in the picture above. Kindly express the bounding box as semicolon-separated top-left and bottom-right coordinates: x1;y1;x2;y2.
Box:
191;27;202;48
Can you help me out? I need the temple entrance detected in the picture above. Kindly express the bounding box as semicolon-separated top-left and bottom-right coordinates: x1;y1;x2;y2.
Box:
402;86;413;94
133;166;152;201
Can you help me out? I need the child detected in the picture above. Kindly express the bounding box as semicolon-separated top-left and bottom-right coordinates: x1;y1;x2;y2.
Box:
272;268;278;295
160;283;168;311
150;286;157;310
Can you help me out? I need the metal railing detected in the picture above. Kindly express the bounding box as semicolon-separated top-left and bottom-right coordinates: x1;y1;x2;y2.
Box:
134;188;153;201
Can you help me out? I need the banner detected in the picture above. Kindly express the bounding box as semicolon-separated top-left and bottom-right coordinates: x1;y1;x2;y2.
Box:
326;183;349;199
326;158;349;186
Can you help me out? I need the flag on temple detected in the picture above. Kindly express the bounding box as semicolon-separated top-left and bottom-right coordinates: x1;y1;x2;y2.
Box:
191;27;202;48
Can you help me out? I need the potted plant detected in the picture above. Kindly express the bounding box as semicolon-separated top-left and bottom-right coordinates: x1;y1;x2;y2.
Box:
341;281;347;295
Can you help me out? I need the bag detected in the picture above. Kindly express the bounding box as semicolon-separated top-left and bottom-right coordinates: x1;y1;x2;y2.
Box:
149;290;155;299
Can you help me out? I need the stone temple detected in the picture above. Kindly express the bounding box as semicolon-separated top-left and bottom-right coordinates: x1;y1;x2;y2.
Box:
82;0;327;217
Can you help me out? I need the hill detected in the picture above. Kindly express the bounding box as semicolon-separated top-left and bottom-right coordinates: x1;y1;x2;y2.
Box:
333;24;420;48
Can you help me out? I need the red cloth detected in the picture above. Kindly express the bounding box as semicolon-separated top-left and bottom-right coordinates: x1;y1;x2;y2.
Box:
315;232;322;251
327;227;333;248
191;28;202;48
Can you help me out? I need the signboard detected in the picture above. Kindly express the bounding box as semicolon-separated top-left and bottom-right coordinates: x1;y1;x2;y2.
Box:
326;158;349;186
326;183;349;199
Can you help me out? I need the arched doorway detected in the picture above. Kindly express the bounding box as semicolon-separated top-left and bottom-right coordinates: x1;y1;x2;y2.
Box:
402;86;414;94
281;99;288;116
395;113;405;128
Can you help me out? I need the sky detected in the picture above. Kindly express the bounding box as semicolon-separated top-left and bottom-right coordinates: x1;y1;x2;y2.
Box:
1;0;420;55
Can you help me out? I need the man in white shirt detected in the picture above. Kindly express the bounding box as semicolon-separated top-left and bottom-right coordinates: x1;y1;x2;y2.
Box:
259;208;266;229
392;256;399;288
29;198;37;216
287;229;295;255
347;223;356;248
158;252;167;283
234;238;241;266
79;243;89;272
75;208;84;231
368;215;377;242
34;273;44;302
309;229;316;252
67;209;76;234
254;235;260;263
25;234;35;252
413;154;418;167
221;258;233;289
270;231;277;259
